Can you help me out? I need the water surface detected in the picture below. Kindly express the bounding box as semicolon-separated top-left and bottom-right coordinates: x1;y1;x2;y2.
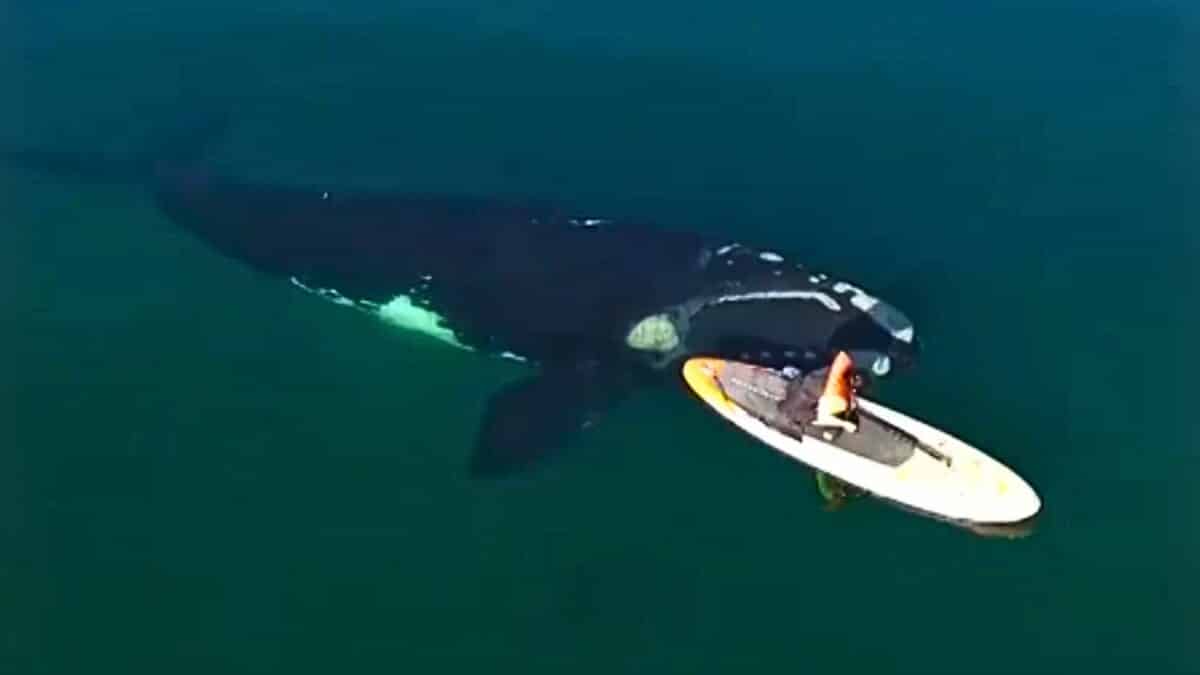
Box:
3;2;1196;673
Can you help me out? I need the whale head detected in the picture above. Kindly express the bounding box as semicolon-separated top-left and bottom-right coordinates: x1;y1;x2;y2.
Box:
624;242;919;375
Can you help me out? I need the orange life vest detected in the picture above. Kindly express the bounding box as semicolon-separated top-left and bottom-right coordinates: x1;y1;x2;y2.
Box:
817;351;856;423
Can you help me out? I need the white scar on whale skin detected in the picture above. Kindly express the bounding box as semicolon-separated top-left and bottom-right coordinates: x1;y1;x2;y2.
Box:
289;277;473;352
289;277;355;307
709;290;842;312
376;295;473;351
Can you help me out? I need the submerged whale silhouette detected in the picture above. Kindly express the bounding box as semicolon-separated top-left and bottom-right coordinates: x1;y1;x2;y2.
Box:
6;119;920;476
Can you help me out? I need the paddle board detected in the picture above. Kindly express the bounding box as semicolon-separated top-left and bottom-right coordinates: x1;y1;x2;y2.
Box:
681;357;1041;532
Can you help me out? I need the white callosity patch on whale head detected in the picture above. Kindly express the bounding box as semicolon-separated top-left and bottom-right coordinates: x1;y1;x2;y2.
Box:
831;281;915;344
626;313;680;352
832;281;879;312
848;351;893;376
376;294;473;351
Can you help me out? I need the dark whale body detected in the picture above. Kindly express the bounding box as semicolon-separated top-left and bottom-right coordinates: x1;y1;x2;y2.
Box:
7;131;921;476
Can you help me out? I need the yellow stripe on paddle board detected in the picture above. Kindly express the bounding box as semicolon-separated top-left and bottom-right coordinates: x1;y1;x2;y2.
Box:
681;358;737;412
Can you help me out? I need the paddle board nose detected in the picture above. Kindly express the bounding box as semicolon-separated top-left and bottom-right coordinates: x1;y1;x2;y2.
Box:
951;458;1042;525
979;469;1042;524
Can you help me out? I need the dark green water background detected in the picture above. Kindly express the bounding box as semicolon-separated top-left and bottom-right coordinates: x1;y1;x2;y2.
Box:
3;2;1197;673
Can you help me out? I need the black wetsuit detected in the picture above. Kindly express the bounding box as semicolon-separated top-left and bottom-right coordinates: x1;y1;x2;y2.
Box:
778;365;869;431
778;368;828;428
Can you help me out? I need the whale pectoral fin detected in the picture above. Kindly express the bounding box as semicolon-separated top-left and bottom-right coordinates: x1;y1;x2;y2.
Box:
469;362;634;477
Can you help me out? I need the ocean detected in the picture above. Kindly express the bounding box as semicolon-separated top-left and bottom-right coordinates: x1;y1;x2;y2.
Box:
3;2;1196;673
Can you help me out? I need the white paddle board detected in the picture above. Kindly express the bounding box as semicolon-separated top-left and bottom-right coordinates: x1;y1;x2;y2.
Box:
681;357;1041;530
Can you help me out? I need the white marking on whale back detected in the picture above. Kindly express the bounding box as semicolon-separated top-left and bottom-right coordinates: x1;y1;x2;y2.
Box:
290;276;316;292
569;217;610;228
710;290;842;312
500;351;528;363
289;276;355;306
759;251;783;262
831;280;915;343
833;281;879;312
716;243;739;256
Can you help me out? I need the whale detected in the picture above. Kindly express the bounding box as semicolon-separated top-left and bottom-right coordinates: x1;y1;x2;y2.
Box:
5;124;921;476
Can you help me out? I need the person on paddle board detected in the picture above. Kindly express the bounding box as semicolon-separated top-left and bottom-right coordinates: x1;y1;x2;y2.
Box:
778;350;866;507
779;350;862;433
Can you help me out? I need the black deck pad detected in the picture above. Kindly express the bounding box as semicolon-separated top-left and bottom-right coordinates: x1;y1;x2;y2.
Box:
714;362;918;467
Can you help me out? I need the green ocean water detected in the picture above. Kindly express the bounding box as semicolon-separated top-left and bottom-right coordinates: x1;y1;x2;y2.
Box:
2;3;1197;673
